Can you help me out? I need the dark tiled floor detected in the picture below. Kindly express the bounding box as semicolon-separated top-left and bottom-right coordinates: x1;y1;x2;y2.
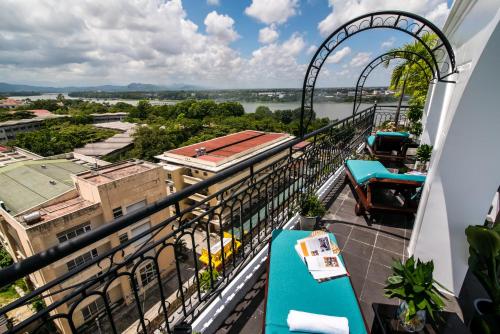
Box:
217;184;463;334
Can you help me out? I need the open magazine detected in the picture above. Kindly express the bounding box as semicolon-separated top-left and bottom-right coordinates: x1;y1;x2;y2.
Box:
295;234;347;282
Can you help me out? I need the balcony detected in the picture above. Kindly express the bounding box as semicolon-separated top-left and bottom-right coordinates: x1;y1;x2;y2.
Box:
183;174;203;185
0;106;470;334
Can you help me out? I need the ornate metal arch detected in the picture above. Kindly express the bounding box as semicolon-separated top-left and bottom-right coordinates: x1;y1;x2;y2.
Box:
299;10;457;136
353;50;436;114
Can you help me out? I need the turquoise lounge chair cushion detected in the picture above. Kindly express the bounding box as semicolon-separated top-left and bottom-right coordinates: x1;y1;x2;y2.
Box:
376;131;410;138
265;230;367;334
346;160;426;184
367;135;375;147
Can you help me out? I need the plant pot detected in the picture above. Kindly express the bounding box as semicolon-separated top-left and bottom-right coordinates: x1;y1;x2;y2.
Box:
470;298;500;333
299;215;318;230
397;301;426;332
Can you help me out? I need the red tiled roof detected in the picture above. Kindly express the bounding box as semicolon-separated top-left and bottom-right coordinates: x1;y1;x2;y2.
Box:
27;109;52;117
0;145;11;153
168;130;289;163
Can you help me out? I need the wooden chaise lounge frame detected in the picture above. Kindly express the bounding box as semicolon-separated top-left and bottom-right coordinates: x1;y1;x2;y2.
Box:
345;164;423;216
365;134;411;162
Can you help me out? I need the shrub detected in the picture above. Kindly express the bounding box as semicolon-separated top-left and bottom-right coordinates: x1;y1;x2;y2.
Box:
300;195;326;217
416;144;433;163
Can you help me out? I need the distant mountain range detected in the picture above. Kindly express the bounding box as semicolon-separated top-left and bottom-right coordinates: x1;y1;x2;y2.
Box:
0;82;205;93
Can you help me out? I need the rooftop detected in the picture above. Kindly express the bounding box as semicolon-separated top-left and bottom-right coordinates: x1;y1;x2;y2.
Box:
157;130;293;172
0;159;89;215
76;160;157;185
34;196;96;225
73;122;136;158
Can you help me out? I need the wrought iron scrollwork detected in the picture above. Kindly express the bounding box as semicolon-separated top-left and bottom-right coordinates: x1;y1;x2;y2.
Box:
353;50;436;114
300;10;457;136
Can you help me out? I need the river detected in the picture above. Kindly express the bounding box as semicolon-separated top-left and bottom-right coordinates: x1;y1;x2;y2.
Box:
9;93;370;121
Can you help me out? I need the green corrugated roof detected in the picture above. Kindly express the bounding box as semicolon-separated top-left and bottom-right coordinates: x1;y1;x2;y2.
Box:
0;159;89;215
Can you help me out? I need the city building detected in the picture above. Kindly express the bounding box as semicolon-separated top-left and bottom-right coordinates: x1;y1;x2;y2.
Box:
155;130;294;230
73;121;136;160
91;112;127;123
0;159;173;333
0;98;23;109
0;110;65;142
0;146;41;166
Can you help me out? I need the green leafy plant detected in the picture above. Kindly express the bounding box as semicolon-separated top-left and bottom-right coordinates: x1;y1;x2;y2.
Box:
0;246;13;268
199;269;219;293
385;256;445;322
407;105;424;124
416;144;433;163
409;121;423;137
299;195;326;218
465;224;500;316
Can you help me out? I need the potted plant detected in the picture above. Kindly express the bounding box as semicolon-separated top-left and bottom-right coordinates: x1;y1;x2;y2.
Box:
465;224;500;333
416;144;432;172
299;194;326;230
385;256;446;332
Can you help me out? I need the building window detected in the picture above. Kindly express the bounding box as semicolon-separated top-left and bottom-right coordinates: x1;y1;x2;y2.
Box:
139;263;156;287
131;222;151;248
112;207;123;219
203;172;208;176
126;200;146;214
66;249;98;271
57;223;91;243
167;173;172;180
81;298;106;321
119;233;129;244
169;185;174;192
194;169;199;174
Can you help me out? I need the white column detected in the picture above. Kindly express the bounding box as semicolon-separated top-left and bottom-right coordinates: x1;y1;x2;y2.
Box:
409;22;500;295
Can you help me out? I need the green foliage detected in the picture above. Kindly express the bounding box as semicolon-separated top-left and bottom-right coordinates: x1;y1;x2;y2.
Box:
10;122;117;156
0;246;13;268
407;105;423;123
385;34;438;105
385;256;445;322
0;110;36;122
31;296;46;312
199;269;220;293
130;125;175;161
465;224;500;314
299;195;326;217
409;121;423;137
416;144;433;163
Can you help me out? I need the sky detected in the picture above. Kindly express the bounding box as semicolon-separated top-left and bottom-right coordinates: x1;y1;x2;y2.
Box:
0;0;454;89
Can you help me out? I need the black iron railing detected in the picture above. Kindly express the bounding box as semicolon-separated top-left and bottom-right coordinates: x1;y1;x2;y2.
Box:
0;105;406;334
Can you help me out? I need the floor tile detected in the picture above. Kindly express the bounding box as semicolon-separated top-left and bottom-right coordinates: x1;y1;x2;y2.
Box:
342;252;370;277
366;262;393;285
327;223;352;237
343;239;374;259
361;279;398;305
371;247;402;268
350;227;377;244
375;234;405;254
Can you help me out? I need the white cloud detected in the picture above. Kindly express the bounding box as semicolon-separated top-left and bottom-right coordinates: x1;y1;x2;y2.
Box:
0;0;312;88
318;0;450;37
337;69;349;76
204;11;239;43
207;0;219;5
246;33;306;87
259;26;279;44
349;52;372;67
306;45;317;55
245;0;299;25
326;46;351;64
381;37;396;49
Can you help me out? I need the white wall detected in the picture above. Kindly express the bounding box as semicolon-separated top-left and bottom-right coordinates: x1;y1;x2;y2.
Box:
409;0;500;295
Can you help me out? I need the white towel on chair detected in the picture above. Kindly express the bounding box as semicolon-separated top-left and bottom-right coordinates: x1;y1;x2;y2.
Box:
287;310;349;334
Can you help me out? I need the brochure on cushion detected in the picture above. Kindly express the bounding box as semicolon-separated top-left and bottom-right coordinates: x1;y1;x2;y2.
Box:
265;230;368;334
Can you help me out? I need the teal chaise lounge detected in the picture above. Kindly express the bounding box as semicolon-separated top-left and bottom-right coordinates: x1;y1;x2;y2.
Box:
264;230;368;333
366;131;413;162
345;159;426;216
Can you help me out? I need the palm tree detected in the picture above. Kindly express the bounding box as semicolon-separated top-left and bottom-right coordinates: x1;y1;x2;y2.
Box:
383;34;438;128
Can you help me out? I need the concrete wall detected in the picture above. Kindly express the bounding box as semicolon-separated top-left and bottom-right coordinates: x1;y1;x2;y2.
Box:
409;0;500;295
